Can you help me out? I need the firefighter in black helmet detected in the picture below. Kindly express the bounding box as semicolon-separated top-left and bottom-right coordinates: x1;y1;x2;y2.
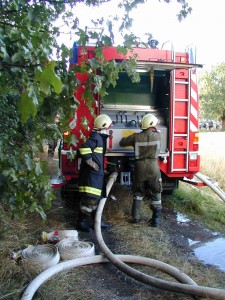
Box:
76;114;113;232
119;113;163;227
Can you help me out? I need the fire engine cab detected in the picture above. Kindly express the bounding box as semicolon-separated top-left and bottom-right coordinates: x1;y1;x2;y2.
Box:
58;42;203;193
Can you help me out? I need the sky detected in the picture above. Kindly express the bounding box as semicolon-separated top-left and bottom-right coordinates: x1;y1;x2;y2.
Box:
60;0;225;69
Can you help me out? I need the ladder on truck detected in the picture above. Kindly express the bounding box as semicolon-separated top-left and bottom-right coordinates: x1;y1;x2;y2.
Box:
171;66;191;172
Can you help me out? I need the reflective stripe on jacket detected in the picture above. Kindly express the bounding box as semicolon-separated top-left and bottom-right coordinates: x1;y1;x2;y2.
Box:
78;131;108;199
78;185;102;197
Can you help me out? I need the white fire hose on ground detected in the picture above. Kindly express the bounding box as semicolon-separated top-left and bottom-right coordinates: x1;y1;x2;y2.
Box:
21;172;225;300
195;172;225;202
21;244;60;273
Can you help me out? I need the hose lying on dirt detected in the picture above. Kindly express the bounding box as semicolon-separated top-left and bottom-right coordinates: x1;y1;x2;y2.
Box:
195;172;225;202
21;172;225;300
21;254;199;300
95;172;225;300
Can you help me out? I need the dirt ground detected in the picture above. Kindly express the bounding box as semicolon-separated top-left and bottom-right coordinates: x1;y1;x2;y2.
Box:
31;189;225;300
14;150;225;300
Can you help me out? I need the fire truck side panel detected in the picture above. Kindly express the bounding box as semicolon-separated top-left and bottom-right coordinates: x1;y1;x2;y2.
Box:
66;72;98;151
102;47;190;65
60;45;201;192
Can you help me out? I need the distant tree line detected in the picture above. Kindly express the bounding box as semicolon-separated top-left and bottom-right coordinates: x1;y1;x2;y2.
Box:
199;63;225;130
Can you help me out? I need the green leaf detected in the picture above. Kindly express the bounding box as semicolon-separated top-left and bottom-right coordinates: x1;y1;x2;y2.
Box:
35;61;63;94
36;208;46;220
116;46;127;56
89;58;99;69
102;35;112;46
35;161;42;175
70;134;79;147
0;46;11;63
28;86;38;105
95;47;103;58
25;154;33;171
29;201;38;212
3;169;18;182
18;91;37;123
12;52;24;63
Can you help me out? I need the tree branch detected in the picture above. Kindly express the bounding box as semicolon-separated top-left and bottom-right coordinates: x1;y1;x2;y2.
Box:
0;21;28;30
1;61;41;69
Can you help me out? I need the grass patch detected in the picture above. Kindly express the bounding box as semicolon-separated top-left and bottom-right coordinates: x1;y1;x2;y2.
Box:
168;182;225;234
200;132;225;190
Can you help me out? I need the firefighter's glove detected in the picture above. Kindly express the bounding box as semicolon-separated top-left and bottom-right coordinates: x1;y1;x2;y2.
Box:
86;158;99;171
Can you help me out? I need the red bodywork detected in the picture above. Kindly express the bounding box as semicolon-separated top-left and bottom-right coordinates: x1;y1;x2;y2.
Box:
57;45;203;191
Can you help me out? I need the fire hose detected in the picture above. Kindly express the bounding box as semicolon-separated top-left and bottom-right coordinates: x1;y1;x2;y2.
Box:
21;244;60;273
195;172;225;202
21;172;225;300
57;240;95;261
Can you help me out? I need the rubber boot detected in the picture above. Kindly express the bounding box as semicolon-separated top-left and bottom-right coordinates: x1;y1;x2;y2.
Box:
148;208;161;227
76;212;93;232
131;199;142;223
91;211;112;229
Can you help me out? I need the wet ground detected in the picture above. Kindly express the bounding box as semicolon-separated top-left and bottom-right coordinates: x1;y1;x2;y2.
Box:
46;147;225;275
161;206;225;272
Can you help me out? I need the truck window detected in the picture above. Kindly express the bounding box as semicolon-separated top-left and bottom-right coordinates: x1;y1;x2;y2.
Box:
103;72;156;108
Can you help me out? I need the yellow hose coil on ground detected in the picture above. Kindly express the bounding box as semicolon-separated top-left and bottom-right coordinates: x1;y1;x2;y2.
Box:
21;244;60;274
57;239;95;261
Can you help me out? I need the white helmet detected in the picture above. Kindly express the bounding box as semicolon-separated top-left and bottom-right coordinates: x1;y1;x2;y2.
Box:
141;114;158;129
94;114;112;130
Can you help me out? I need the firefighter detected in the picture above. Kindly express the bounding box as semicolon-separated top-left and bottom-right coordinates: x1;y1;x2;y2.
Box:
76;114;113;232
119;113;163;227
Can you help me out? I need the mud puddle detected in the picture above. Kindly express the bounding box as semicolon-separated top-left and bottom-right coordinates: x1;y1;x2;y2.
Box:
162;205;225;272
193;237;225;271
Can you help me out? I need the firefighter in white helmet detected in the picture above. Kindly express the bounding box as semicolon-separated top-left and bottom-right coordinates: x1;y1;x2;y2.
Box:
119;113;163;227
76;114;113;232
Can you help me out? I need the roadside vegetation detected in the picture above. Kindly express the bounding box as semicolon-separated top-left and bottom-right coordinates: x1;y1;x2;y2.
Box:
172;182;225;234
170;132;225;234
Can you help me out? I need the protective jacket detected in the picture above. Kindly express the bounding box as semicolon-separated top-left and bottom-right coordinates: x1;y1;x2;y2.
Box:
119;128;162;195
78;130;108;199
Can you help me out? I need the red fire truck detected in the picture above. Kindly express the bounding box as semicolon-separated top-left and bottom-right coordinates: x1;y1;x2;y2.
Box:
57;42;203;194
